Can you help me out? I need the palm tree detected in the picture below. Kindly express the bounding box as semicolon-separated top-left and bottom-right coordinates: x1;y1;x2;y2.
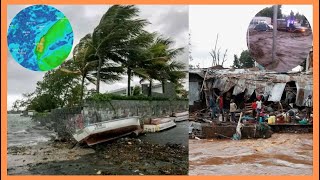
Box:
138;36;186;96
61;34;123;103
92;5;150;93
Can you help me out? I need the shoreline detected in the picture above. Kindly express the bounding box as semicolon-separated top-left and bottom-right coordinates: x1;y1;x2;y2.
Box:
8;137;188;175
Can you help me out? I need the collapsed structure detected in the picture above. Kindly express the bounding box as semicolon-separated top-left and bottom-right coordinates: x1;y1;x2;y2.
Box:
189;67;313;139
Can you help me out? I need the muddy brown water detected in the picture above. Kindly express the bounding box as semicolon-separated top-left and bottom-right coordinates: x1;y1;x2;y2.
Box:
189;133;313;175
248;30;313;72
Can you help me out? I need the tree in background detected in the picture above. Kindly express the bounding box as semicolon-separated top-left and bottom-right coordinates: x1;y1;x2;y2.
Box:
175;82;188;99
15;62;83;112
137;36;186;96
233;50;255;68
255;5;282;19
123;31;155;96
132;85;141;96
209;34;228;67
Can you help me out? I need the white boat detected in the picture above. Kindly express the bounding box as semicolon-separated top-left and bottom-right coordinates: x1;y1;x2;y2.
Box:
172;111;189;122
73;116;143;146
143;117;176;132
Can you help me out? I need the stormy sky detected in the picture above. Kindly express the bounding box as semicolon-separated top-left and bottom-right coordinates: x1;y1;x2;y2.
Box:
7;5;189;110
189;5;313;68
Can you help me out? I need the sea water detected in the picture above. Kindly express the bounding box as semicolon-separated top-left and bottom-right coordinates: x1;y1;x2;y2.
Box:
7;114;56;147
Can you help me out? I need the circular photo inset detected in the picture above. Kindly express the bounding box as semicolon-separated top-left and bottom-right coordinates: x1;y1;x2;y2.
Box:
7;5;74;71
247;5;313;72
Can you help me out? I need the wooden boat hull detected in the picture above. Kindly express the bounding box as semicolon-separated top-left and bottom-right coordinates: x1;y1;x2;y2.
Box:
73;116;142;146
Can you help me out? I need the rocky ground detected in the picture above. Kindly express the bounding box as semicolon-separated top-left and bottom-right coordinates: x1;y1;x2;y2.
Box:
7;137;188;175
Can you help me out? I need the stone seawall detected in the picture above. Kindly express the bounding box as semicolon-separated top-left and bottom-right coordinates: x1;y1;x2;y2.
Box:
33;100;188;141
83;100;188;124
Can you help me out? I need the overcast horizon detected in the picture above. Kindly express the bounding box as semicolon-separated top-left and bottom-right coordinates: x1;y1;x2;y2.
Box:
7;5;189;110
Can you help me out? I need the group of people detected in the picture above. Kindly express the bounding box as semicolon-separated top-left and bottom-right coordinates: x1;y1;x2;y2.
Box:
209;94;238;122
251;97;263;119
251;94;313;121
209;93;313;123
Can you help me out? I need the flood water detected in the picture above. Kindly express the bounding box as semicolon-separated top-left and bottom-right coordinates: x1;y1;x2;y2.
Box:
189;133;313;175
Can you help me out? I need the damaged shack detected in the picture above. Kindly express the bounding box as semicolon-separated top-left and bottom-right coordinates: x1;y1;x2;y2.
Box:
189;67;313;139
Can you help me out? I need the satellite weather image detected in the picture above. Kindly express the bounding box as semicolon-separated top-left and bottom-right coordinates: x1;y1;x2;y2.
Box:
7;5;73;71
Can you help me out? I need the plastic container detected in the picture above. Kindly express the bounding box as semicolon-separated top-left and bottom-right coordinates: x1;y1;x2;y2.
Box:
270;116;276;124
268;117;273;124
259;117;263;123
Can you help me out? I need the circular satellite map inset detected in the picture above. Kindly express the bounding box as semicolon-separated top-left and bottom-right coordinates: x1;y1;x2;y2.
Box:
247;6;313;72
7;5;73;71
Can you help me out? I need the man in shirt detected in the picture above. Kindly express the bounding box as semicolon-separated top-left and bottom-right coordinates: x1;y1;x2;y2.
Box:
304;95;313;120
256;97;262;119
209;96;218;119
230;99;237;122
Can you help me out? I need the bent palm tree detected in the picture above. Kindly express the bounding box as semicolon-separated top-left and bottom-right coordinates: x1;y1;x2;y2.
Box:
138;36;186;96
61;34;123;103
92;5;150;93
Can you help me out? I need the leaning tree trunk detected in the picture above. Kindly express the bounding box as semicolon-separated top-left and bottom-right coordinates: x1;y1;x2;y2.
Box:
127;69;132;96
148;80;152;97
80;73;85;105
96;56;102;93
162;80;166;94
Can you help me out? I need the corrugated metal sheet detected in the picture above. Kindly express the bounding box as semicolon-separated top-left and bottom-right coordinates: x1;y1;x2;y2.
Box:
233;79;246;95
222;78;236;93
267;83;286;102
201;68;313;106
245;83;256;97
212;78;227;90
295;82;313;106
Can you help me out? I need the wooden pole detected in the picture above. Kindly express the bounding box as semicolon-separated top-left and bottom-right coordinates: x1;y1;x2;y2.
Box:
272;5;278;62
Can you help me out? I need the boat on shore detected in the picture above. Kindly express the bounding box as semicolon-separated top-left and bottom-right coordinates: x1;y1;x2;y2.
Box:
143;117;176;132
73;116;143;146
172;111;189;122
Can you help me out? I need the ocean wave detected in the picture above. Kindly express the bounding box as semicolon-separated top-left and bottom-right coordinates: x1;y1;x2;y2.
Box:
11;129;28;134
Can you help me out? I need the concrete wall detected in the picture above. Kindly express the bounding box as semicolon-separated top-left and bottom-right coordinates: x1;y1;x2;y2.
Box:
34;100;188;141
83;100;188;124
